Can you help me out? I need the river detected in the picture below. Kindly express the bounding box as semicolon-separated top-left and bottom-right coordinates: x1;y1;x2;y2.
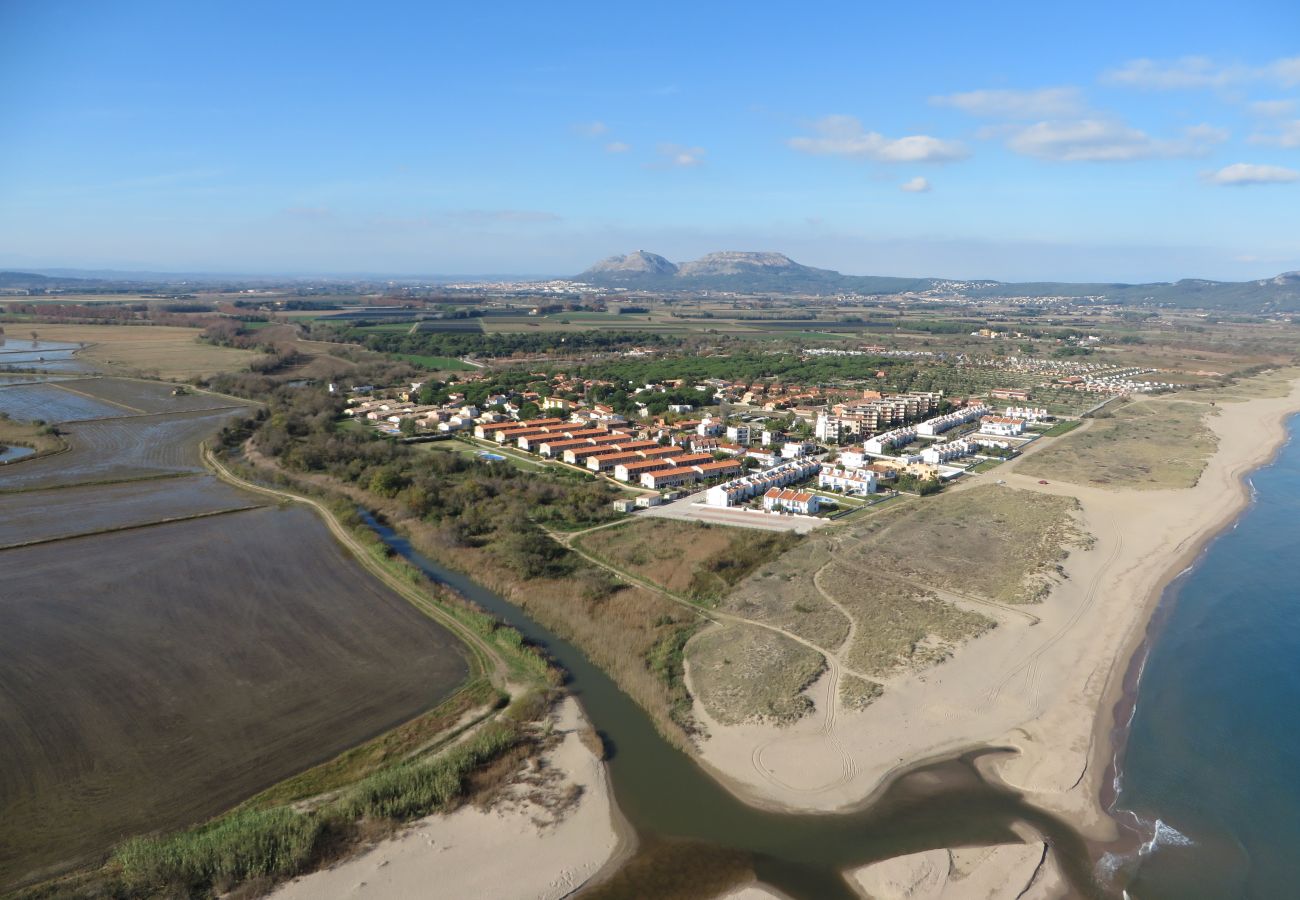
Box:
363;513;1107;898
1108;414;1300;898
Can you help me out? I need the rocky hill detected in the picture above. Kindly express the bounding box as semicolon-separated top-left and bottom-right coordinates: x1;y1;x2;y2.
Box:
573;251;1300;310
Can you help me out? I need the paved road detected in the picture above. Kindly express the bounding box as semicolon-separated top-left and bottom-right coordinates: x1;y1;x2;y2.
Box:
638;493;829;533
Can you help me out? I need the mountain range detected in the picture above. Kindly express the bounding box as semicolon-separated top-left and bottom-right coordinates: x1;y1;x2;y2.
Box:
577;251;1300;311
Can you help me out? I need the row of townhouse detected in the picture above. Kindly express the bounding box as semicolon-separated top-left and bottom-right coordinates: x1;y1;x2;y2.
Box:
863;426;918;454
615;452;715;482
641;458;743;490
704;458;821;508
915;404;991;437
920;440;976;465
1005;406;1050;422
817;465;878;495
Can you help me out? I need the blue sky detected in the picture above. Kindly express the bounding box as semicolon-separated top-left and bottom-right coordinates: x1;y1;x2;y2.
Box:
2;1;1299;281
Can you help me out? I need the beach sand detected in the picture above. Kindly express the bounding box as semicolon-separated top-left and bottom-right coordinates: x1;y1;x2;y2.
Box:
690;379;1300;847
271;697;627;900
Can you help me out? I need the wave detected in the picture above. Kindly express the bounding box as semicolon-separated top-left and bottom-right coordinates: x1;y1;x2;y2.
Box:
1095;815;1196;890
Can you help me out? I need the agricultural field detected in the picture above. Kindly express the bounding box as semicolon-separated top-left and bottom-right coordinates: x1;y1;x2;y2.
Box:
1019;400;1218;490
53;376;242;415
0;503;471;889
13;324;259;379
0;381;129;422
0;407;246;491
574;518;800;602
0;475;258;547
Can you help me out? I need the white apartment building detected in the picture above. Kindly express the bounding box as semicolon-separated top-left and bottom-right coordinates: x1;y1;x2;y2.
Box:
818;466;878;495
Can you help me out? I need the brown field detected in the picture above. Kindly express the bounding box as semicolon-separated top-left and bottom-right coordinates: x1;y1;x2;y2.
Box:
0;504;471;889
843;484;1092;605
574;518;800;601
0;407;246;491
1019;399;1218;490
688;623;827;725
20;324;258;379
722;538;852;652
0;475;258;547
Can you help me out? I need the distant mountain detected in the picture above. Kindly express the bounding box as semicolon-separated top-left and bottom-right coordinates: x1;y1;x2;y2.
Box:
573;251;1300;311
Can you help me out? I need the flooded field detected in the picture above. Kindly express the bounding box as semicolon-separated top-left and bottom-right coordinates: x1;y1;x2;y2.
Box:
0;475;259;546
0;340;93;373
0;445;35;464
0;408;243;491
54;377;243;415
0;381;127;422
0;504;471;888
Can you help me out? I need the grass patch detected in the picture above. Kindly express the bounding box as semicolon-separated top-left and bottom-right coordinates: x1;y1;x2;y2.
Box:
840;674;884;711
1040;420;1082;437
1021;400;1217;490
687;624;827;725
575;518;801;603
845;484;1091;604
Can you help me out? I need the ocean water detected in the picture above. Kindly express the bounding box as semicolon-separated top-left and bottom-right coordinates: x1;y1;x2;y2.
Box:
1110;414;1300;898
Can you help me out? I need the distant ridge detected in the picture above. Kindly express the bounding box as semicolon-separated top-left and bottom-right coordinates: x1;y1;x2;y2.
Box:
574;251;1300;310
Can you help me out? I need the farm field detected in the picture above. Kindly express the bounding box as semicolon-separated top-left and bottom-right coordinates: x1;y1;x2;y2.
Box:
0;503;471;889
0;407;246;491
14;324;259;379
53;376;242;415
1019;400;1218;489
0;381;130;422
0;475;258;547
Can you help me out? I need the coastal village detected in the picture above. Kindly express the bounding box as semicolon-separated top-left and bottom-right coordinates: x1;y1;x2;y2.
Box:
341;361;1084;527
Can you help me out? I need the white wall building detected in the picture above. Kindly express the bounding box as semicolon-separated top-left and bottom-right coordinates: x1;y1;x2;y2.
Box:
863;427;917;455
818;466;878;495
979;416;1026;437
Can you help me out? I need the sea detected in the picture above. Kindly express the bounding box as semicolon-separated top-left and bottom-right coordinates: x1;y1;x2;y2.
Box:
1107;413;1300;898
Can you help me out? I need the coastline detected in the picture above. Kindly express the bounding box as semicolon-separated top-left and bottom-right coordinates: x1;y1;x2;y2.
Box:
271;696;631;900
684;376;1300;859
1093;394;1300;835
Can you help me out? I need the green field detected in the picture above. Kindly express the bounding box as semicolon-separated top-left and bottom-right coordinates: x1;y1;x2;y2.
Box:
390;352;476;371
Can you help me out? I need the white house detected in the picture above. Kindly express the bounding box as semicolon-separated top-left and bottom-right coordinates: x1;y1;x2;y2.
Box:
726;424;751;445
763;488;819;515
863;427;916;454
979;416;1026;437
818;466;877;495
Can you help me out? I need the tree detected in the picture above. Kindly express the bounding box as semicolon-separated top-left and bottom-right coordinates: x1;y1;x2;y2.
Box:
398;416;418;437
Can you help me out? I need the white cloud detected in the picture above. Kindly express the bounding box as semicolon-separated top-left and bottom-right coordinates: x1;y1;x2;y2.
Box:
788;115;968;163
1102;55;1300;90
931;87;1084;119
604;141;631;153
573;121;608;137
1249;119;1300;148
1249;99;1297;117
899;177;931;193
1184;123;1230;143
1006;118;1217;161
655;143;705;168
1205;163;1299;186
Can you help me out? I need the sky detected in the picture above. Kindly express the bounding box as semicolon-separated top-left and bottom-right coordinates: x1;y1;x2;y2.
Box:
2;1;1299;282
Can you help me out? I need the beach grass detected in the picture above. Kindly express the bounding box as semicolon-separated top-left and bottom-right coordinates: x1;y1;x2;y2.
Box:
687;623;827;725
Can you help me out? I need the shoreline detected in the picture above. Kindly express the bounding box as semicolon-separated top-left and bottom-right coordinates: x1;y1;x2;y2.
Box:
681;376;1300;875
1093;398;1300;846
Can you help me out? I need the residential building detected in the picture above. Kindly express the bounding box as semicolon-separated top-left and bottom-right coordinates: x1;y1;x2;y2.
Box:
979;416;1026;437
763;488;820;515
703;458;820;507
818;466;878;495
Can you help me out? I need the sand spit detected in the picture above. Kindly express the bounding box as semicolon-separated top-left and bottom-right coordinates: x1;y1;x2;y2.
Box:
272;697;626;900
691;380;1300;846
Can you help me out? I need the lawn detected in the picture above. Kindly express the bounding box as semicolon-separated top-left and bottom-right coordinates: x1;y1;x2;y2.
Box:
388;352;476;371
1040;420;1082;437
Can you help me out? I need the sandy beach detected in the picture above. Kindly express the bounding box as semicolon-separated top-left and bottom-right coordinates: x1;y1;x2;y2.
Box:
688;378;1300;868
272;697;628;900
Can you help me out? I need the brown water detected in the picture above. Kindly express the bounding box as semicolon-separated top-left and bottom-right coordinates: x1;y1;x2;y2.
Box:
368;514;1108;898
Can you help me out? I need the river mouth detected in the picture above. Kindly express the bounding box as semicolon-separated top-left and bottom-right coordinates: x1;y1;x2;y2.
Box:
363;511;1108;899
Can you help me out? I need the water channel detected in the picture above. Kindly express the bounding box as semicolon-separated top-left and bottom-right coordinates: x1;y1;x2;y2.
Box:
362;512;1107;898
